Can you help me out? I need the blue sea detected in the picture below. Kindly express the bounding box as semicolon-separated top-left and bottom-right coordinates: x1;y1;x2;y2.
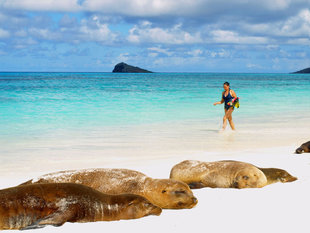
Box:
0;72;310;175
1;72;309;137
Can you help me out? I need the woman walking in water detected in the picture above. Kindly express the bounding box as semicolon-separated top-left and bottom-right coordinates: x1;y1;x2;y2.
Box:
213;82;237;131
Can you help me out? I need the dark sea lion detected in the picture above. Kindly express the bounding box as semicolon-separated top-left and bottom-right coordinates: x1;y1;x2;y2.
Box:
0;183;161;230
169;160;267;189
258;168;297;185
295;141;310;154
21;168;197;209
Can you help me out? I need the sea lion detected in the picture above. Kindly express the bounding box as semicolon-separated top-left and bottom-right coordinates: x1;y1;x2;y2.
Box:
258;168;297;185
0;183;161;230
21;168;197;209
169;160;268;189
295;141;310;154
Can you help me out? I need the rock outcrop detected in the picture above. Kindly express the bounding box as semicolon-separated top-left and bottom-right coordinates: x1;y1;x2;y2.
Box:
292;67;310;74
112;62;152;73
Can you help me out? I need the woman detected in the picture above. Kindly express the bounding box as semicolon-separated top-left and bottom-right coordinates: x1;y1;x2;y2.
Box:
213;82;237;131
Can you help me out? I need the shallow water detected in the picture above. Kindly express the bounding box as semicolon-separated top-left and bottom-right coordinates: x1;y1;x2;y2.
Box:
0;72;309;176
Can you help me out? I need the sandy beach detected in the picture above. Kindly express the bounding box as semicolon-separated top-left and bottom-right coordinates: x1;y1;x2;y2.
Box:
1;140;310;233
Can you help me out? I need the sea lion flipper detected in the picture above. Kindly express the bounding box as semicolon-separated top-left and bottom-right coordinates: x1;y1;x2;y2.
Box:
27;209;73;229
20;223;46;231
188;182;205;189
20;216;67;230
19;209;65;230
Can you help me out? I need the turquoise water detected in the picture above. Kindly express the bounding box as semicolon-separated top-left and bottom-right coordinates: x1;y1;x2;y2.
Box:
1;72;310;139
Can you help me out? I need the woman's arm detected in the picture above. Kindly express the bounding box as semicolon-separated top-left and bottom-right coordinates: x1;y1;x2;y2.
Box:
213;93;224;105
231;90;237;98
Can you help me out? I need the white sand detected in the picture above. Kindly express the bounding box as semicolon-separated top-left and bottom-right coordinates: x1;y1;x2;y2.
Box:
1;145;310;233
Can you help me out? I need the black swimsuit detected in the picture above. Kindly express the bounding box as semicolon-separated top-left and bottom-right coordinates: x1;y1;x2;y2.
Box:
223;89;234;110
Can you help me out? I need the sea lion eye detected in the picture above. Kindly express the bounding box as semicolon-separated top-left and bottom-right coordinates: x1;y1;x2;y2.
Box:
243;176;249;180
162;190;166;193
144;203;151;207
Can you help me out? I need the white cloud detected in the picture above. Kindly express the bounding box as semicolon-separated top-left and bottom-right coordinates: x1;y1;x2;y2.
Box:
210;30;269;44
116;53;130;63
20;15;119;45
1;0;310;47
286;38;310;45
187;49;203;57
2;0;309;20
246;63;263;69
266;44;279;50
0;28;10;38
0;0;205;16
242;9;310;40
79;16;118;43
147;47;173;56
29;28;59;40
262;0;292;10
82;0;205;17
207;49;231;58
277;9;310;37
13;38;37;49
0;0;81;11
15;30;27;37
128;22;202;44
296;52;307;58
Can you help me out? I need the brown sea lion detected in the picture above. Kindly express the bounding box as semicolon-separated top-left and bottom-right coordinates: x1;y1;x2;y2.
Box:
295;141;310;154
258;168;297;185
21;168;197;209
0;183;161;230
169;160;268;189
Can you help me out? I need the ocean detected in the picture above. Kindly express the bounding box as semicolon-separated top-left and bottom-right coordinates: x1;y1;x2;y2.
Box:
1;72;309;176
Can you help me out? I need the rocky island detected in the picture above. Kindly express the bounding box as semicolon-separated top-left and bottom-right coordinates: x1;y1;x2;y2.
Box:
292;67;310;74
112;62;152;73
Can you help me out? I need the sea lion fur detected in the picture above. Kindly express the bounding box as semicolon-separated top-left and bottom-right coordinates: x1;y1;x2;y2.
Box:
21;168;197;209
0;183;161;230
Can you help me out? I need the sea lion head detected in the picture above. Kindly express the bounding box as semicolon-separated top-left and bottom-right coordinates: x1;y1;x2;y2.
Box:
295;147;304;154
119;195;162;220
233;167;267;188
273;169;297;183
147;179;198;209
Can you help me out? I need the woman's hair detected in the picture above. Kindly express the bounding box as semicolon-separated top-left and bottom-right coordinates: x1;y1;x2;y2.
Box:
223;82;230;86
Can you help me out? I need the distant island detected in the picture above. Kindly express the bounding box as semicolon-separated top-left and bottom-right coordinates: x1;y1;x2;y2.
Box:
292;67;310;74
112;62;152;73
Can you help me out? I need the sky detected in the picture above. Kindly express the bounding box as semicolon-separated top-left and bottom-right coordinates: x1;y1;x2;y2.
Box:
0;0;310;72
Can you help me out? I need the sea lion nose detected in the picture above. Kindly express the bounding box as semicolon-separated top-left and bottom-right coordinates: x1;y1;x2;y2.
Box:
150;206;162;216
233;182;239;188
192;197;198;204
291;176;298;182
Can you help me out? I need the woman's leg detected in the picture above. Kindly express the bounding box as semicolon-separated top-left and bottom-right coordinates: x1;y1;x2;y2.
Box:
222;109;228;130
226;107;235;130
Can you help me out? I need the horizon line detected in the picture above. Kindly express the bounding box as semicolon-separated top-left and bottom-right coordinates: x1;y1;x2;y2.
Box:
0;71;300;74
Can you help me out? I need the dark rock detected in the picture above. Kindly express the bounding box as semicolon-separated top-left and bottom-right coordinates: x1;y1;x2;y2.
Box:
112;62;152;73
292;67;310;74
